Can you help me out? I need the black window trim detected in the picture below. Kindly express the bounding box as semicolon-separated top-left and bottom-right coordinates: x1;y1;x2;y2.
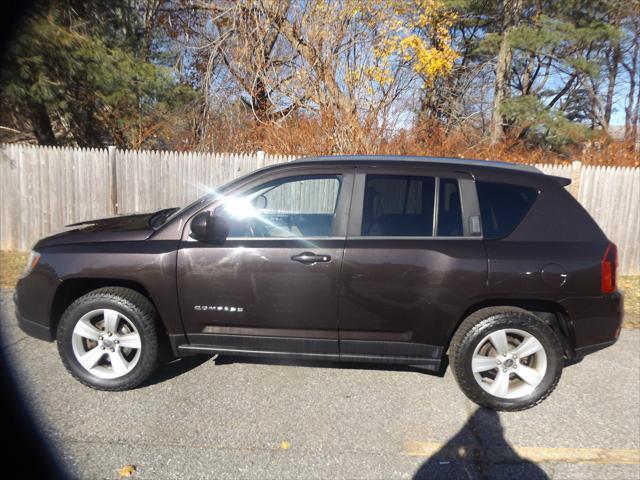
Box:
433;177;440;236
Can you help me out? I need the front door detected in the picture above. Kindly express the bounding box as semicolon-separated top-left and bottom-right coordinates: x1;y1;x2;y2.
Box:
177;168;353;357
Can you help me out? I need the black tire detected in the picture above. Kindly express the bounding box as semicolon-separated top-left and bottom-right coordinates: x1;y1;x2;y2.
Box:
57;287;160;391
450;306;563;411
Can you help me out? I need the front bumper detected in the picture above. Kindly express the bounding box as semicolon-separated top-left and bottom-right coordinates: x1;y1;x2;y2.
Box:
16;308;54;342
13;288;55;342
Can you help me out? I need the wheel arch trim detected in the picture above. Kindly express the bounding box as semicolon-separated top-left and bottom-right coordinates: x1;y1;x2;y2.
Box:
50;278;167;338
446;299;575;358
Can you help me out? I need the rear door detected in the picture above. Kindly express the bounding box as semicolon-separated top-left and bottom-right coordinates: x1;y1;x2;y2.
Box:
338;166;488;365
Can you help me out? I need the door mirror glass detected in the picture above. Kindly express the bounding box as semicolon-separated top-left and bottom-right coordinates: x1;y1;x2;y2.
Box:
252;194;268;210
190;211;229;244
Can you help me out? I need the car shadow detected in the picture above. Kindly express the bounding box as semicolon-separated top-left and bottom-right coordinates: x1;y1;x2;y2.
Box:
214;353;449;377
142;355;210;387
413;408;548;480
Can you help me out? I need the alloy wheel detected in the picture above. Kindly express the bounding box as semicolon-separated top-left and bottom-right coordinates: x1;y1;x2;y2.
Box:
471;328;548;399
71;308;142;379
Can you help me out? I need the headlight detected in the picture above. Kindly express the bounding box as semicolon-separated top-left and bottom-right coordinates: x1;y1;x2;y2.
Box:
22;250;41;277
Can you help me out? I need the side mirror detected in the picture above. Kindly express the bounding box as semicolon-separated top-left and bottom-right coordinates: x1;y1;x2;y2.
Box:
252;194;268;210
190;211;229;244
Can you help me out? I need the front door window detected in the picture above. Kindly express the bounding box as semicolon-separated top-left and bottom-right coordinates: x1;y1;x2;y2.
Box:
216;176;341;238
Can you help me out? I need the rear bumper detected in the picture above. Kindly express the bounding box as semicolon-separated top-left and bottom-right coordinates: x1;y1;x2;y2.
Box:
561;291;623;355
574;339;617;357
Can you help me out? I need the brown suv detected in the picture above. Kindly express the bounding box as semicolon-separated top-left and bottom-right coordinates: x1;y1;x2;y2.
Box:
14;156;623;411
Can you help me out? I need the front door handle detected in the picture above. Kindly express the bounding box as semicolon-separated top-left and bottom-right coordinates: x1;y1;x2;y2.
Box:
291;252;331;264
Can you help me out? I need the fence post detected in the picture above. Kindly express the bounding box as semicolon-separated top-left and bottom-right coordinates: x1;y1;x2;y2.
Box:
570;160;582;198
256;150;265;169
108;146;119;215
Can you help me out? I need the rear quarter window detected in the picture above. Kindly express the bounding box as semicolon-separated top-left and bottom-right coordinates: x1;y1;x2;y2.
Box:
476;182;538;238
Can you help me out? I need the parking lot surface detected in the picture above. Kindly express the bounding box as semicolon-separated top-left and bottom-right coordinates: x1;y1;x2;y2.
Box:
1;289;638;479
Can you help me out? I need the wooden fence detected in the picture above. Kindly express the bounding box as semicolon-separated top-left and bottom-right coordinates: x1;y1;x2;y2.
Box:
1;143;638;274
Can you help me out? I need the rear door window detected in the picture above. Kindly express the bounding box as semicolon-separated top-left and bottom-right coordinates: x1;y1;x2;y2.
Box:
476;182;538;238
361;175;435;236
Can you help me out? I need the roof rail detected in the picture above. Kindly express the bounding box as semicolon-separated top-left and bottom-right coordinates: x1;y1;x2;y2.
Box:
294;155;543;174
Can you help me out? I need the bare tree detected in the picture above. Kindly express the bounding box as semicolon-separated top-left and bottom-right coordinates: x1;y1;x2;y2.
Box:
621;8;640;143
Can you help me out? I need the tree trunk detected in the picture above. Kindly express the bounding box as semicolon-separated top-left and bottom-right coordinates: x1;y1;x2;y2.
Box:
490;0;522;145
604;44;621;130
632;84;640;151
624;28;639;142
29;103;56;145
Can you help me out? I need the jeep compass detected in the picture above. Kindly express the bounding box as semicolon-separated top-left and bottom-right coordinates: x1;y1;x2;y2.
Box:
14;156;623;411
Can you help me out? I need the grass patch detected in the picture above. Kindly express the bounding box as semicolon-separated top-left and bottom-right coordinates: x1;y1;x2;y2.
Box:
0;250;28;288
619;276;640;328
1;250;639;327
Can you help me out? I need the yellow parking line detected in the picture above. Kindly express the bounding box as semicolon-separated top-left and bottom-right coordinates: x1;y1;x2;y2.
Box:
405;441;442;457
404;441;640;465
514;446;640;465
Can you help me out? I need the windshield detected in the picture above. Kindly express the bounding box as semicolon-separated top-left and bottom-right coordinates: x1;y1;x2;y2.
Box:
148;207;179;229
151;197;211;229
151;167;268;229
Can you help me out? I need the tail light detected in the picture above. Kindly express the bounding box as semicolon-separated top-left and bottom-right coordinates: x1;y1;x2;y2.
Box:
601;243;617;293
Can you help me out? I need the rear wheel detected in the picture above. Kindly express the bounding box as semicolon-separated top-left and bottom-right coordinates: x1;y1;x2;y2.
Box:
450;307;563;411
57;287;160;390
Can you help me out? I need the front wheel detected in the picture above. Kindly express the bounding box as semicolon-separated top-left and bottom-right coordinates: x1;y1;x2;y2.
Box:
450;307;563;411
57;287;160;390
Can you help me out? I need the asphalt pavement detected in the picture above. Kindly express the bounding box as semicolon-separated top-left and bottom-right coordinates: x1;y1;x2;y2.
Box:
1;289;638;480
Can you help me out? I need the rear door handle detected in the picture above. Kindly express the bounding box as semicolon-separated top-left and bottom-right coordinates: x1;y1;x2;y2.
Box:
291;252;331;264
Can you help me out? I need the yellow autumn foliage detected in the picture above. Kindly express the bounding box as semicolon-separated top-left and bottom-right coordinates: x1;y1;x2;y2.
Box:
381;0;457;86
302;0;457;94
347;0;459;87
